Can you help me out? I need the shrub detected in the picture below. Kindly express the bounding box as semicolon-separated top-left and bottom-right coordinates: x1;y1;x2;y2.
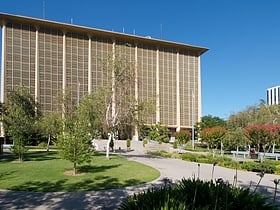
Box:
142;138;148;147
275;164;280;174
148;124;170;143
173;141;178;149
240;161;276;174
175;130;191;146
126;139;131;149
118;178;276;209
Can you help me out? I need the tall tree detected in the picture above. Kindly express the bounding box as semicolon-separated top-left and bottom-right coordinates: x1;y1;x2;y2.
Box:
3;87;39;162
199;115;226;129
99;50;155;158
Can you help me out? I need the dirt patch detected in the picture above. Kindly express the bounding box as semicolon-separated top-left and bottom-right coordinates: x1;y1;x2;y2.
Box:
64;170;85;176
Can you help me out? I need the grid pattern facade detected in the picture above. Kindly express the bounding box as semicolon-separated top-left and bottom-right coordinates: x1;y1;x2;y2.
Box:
137;44;157;124
0;13;207;131
38;27;63;112
5;22;36;99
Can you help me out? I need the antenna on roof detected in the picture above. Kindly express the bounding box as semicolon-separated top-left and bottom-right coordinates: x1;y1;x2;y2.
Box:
42;0;46;19
71;18;73;24
160;24;163;39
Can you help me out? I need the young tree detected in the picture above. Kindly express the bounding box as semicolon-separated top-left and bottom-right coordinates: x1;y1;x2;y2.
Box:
75;93;103;139
3;87;39;162
175;130;191;150
58;112;93;175
39;112;62;151
245;124;280;157
223;127;248;151
148;124;170;143
200;126;226;156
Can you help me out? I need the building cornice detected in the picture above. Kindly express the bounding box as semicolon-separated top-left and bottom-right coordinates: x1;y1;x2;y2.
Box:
0;12;208;56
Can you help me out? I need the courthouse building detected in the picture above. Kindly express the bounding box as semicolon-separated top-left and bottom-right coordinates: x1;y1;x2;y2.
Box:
0;13;208;138
267;85;280;105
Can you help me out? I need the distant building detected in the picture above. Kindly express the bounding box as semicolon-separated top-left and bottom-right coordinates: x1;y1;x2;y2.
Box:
0;13;208;139
267;86;280;105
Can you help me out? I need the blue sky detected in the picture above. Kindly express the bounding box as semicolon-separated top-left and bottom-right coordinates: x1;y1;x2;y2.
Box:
1;0;280;119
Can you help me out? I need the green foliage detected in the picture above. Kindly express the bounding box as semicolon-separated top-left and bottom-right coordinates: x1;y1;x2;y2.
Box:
148;124;170;143
126;139;131;148
198;115;226;130
173;141;178;149
3;87;39;161
143;138;148;147
58;113;93;175
223;127;248;151
200;126;226;149
76;93;104;138
118;178;276;209
148;150;172;158
175;130;191;147
240;161;276;174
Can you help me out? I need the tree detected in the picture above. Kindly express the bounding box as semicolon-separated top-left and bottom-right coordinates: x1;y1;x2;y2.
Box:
39;112;62;151
75;93;104;139
148;124;170;143
175;130;191;148
200;126;226;156
199;115;226;129
98;50;155;158
196;115;226;141
245;124;280;156
58;112;93;175
3;87;39;162
223;127;248;151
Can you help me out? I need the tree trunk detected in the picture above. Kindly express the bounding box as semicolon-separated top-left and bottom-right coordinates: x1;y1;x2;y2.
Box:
73;162;77;175
106;133;111;160
47;134;51;152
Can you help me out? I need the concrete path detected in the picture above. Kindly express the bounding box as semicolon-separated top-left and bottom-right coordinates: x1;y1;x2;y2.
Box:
0;140;280;209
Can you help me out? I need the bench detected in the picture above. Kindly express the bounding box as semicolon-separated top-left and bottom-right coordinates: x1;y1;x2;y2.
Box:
3;144;13;150
259;152;280;161
231;151;249;158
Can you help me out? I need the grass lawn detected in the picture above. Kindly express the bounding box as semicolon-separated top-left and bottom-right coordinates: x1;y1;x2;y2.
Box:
0;150;160;192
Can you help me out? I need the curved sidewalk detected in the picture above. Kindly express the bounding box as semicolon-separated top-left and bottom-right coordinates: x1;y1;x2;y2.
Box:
0;141;280;209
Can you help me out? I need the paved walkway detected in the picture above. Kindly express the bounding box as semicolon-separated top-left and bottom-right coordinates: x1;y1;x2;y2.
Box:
0;140;280;209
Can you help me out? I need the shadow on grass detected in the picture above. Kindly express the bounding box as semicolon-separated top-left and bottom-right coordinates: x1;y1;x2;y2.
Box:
8;176;144;192
78;164;122;173
24;151;60;161
0;150;60;163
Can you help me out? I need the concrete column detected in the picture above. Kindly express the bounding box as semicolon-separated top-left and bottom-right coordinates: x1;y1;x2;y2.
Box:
197;56;202;122
0;21;6;137
62;32;66;93
1;21;6;103
34;27;39;103
133;44;139;141
176;51;180;132
156;48;160;123
88;35;92;93
62;31;67;117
